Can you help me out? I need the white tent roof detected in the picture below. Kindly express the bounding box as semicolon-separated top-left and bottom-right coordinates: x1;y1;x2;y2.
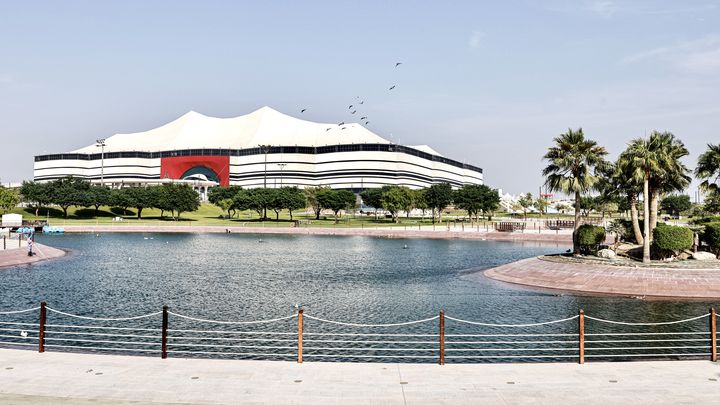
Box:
73;106;397;153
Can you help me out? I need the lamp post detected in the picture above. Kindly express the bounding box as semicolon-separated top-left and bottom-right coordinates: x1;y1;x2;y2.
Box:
258;145;271;188
96;139;106;186
277;163;286;187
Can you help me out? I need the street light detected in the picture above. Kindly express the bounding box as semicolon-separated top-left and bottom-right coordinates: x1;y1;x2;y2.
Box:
96;139;106;186
277;163;287;187
258;144;272;188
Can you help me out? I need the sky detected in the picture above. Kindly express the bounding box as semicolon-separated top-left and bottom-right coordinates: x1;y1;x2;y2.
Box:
1;0;719;196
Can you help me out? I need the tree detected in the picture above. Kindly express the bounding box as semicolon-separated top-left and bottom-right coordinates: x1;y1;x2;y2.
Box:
454;184;500;222
412;189;429;218
379;186;413;223
534;196;550;217
208;186;243;217
696;143;720;192
360;188;384;219
280;187;306;220
304;186;329;220
0;187;19;213
704;190;720;214
125;187;158;219
19;181;52;216
164;184;200;219
612;155;644;245
623;138;661;263
234;188;273;219
317;189;356;222
110;188;133;215
48;177;92;218
579;196;596;217
660;195;692;217
88;186;111;217
542;128;608;254
424;183;453;224
517;192;534;220
646;132;690;238
217;198;235;218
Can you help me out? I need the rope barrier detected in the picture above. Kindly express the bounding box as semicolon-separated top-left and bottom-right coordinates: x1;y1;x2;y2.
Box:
0;307;40;315
585;345;711;351
167;329;295;335
445;354;578;359
46;324;161;332
303;347;437;352
0;321;39;327
43;337;162;346
445;347;579;352
46;307;162;322
304;332;439;337
444;314;579;328
585;353;708;358
0;328;38;334
167;343;296;350
0;341;38;347
585;338;709;343
302;354;437;359
168;336;295;343
0;334;38;340
44;344;159;353
167;311;297;325
45;330;159;339
303;314;439;327
445;333;576;337
584;313;709;326
304;339;438;344
166;350;296;357
446;340;578;345
585;331;707;336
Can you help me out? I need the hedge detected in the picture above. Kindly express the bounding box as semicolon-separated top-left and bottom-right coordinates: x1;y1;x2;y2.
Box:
576;224;606;254
703;222;720;255
652;224;693;256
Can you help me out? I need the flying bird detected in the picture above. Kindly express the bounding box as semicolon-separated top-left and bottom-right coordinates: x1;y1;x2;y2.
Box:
359;101;364;104
348;105;353;109
341;127;347;130
360;116;367;120
351;110;356;114
395;62;402;67
338;122;344;126
326;127;332;131
300;109;307;113
389;85;396;90
364;121;370;125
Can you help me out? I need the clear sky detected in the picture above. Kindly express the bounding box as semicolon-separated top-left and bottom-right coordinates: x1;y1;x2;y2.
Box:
1;0;718;195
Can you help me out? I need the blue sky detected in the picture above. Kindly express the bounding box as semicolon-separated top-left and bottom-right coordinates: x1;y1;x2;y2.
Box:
1;0;719;195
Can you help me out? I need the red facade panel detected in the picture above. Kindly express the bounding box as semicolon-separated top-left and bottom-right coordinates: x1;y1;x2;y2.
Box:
159;156;230;186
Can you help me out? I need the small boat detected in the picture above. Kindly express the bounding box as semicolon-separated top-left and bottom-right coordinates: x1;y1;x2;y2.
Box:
42;226;65;234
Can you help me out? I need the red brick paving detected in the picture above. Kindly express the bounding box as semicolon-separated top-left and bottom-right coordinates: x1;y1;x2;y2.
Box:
480;256;720;299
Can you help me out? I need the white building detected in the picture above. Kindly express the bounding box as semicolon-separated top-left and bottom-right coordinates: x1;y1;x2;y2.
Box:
33;107;483;191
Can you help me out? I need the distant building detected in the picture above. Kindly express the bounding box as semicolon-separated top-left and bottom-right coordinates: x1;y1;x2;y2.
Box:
33;107;483;196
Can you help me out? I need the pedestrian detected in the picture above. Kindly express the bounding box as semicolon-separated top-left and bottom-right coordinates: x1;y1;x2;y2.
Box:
27;237;34;257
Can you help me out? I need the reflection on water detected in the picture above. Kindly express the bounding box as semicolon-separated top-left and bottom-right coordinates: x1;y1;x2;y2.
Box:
1;233;717;363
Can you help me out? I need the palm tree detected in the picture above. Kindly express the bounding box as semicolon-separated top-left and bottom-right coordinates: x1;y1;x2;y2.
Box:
612;155;644;245
542;128;608;254
696;143;720;192
646;132;690;237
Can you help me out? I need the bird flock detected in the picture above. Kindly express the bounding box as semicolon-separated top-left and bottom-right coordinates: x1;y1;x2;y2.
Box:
300;62;403;132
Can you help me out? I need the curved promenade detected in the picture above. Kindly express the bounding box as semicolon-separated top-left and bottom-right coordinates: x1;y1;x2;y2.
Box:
480;256;720;299
1;349;719;404
0;243;66;269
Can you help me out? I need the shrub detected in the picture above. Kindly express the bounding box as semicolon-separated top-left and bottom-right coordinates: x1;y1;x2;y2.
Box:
653;224;693;258
702;222;720;255
609;218;644;243
693;216;720;225
575;224;606;254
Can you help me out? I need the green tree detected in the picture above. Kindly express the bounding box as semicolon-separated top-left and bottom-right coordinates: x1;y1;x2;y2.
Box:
233;188;273;220
88;186;111;217
542;128;608;254
317;189;356;222
281;187;306;220
612;155;644;244
517;192;534;220
646;132;690;237
424;183;453;224
660;195;692;217
696;143;720;192
110;188;133;216
704;190;720;214
208;186;243;217
217;198;235;218
412;189;429;218
454;184;499;222
360;188;384;219
623;138;661;262
579;195;596;217
19;181;52;216
380;186;413;223
534;196;550;217
0;187;19;213
304;186;329;220
48;177;92;218
125;187;158;219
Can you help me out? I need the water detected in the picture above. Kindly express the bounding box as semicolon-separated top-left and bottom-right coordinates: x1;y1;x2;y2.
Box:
1;233;716;362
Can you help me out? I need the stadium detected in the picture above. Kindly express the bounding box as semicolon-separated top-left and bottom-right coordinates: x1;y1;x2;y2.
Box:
33;107;483;198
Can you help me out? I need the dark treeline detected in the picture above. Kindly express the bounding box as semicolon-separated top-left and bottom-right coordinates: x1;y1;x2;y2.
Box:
20;177;200;219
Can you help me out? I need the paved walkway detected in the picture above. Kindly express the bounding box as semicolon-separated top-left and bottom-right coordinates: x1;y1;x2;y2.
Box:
1;349;719;404
480;257;720;299
62;225;575;243
0;242;66;269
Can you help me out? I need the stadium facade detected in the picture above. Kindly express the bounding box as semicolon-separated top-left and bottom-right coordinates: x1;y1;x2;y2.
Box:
33;107;483;197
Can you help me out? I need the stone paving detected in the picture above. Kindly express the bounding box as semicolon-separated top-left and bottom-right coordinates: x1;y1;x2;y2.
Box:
480;256;720;299
1;349;720;404
0;242;66;269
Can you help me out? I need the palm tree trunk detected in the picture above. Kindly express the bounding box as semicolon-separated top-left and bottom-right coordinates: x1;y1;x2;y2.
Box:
573;190;581;254
629;195;643;245
649;188;659;241
643;177;651;263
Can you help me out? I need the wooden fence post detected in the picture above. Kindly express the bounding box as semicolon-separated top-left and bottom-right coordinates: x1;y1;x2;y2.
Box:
161;305;168;359
38;302;46;353
711;307;717;362
439;310;445;366
298;309;303;364
578;309;585;364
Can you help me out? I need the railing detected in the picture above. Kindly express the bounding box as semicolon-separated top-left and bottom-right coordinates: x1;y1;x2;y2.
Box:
0;303;717;364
